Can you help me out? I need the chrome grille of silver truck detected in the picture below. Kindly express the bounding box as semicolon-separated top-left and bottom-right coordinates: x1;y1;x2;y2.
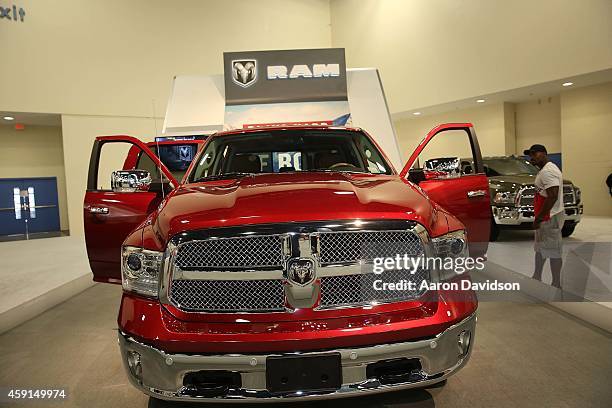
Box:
520;185;575;207
562;185;575;205
519;186;536;206
167;222;428;313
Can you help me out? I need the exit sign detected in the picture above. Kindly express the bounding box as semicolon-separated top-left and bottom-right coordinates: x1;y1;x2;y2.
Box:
1;4;25;22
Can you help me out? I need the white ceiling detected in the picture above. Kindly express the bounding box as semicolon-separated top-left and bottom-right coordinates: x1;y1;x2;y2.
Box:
392;68;612;121
0;111;62;127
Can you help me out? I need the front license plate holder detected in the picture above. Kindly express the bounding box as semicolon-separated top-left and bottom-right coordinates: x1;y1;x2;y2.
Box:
266;353;342;394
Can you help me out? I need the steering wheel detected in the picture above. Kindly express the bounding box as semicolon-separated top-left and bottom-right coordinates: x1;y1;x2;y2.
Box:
329;162;359;170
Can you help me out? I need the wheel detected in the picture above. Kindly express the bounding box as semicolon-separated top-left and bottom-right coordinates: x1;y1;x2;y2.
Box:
561;222;576;237
490;220;500;242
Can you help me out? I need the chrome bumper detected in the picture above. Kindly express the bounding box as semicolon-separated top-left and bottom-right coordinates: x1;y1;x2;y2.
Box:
118;312;476;402
492;204;583;226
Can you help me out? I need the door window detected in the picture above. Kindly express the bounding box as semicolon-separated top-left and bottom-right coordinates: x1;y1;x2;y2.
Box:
412;129;477;176
95;142;134;191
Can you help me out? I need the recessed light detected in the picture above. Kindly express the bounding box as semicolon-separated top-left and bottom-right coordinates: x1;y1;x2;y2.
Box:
3;116;15;121
476;99;485;103
562;82;573;87
413;112;421;116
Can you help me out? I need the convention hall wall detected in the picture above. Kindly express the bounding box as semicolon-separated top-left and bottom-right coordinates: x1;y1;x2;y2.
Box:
561;82;612;216
0;0;332;235
331;0;612;115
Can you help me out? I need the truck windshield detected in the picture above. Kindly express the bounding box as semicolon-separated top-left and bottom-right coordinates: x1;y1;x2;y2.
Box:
482;157;539;176
189;129;392;182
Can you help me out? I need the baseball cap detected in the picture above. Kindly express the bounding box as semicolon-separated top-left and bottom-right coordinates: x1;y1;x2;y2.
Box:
523;144;547;155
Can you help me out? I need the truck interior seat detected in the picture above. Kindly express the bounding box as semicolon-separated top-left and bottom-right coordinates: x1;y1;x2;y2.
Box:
228;154;262;173
315;150;344;169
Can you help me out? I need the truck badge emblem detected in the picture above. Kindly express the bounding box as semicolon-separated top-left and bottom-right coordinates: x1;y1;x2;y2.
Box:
287;259;315;286
232;59;257;87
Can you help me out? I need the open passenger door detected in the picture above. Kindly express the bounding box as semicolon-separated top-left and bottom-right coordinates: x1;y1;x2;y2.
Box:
400;123;490;257
83;136;178;283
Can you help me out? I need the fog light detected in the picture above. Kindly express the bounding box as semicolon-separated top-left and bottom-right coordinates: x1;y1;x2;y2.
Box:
127;351;142;381
457;330;471;357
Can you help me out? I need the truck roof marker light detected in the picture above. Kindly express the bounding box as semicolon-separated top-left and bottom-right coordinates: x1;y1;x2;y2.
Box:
562;82;573;87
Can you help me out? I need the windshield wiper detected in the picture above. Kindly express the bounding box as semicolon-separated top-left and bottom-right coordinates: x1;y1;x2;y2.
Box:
193;172;253;182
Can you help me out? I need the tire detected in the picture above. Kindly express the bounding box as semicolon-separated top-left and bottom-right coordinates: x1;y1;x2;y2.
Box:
490;220;500;242
561;223;576;237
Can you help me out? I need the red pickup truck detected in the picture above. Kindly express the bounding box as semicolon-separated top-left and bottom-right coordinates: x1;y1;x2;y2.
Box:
83;124;490;402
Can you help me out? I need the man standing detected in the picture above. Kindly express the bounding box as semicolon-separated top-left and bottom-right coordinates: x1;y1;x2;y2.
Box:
524;144;564;288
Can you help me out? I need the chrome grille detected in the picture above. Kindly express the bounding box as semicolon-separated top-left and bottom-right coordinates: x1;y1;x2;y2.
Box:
520;185;575;207
175;235;284;269
563;185;575;206
170;279;285;312
519;186;536;206
167;223;428;313
320;268;429;308
319;231;424;265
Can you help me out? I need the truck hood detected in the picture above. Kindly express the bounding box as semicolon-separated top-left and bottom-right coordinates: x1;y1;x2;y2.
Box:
154;172;440;242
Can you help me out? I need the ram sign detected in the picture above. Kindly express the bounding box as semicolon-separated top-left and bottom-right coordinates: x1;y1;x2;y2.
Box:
223;48;347;106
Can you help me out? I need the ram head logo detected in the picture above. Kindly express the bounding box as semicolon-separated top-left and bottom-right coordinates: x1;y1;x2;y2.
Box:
232;59;257;87
287;259;315;286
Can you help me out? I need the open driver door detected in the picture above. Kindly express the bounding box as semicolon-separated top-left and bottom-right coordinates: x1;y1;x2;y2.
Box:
83;136;178;283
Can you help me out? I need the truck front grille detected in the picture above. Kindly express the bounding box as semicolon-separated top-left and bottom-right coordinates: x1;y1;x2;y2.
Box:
519;186;536;206
175;235;284;269
320;268;429;308
318;231;424;265
167;222;428;313
563;185;575;206
170;279;285;312
519;185;575;207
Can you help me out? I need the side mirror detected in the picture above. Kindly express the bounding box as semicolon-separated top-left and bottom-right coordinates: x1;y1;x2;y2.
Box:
111;170;152;193
423;157;461;179
408;168;426;185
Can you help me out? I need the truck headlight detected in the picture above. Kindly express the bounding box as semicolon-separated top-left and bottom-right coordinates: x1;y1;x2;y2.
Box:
121;246;163;297
493;191;516;204
431;230;469;281
574;186;581;203
432;230;468;258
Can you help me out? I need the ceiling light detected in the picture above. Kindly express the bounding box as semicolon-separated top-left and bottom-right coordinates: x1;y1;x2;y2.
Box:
476;99;485;103
413;112;421;116
3;116;15;121
562;82;573;87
